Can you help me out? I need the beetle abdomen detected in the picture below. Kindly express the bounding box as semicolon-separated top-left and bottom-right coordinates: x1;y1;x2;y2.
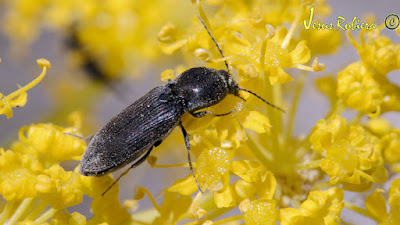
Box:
80;86;184;176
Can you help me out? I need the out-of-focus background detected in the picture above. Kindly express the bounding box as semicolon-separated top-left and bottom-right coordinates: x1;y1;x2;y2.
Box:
0;0;399;224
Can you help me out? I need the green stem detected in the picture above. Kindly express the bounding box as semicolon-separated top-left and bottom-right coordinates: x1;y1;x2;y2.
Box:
350;111;365;125
245;128;273;168
33;208;57;224
281;9;303;49
273;84;284;141
212;215;244;225
139;188;162;214
264;72;280;154
206;207;234;221
325;99;346;120
258;27;281;155
131;208;159;224
344;201;380;222
7;197;35;225
26;201;47;221
0;200;15;224
285;72;306;144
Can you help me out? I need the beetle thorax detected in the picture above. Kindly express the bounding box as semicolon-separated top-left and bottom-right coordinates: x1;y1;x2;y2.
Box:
171;67;236;112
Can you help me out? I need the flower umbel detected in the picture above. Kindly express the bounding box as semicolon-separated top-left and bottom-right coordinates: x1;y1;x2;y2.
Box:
1;0;400;225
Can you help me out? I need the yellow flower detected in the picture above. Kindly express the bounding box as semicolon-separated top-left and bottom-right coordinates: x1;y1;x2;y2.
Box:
364;189;388;223
243;199;277;225
36;165;82;209
278;187;344;225
0;116;93;224
167;159;277;211
361;182;400;225
0;59;50;119
237;111;271;133
13;123;86;164
160;69;175;81
365;118;392;137
197;147;233;191
385;179;400;225
230;161;277;203
3;0;400;224
336;30;400;117
79;175;131;225
309;115;388;187
48;210;86;225
0;148;41;200
348;29;400;75
375;129;400;171
214;184;236;208
389;179;400;207
159;1;326;87
0;112;130;224
151;192;192;225
167;173;199;196
336;61;383;116
337;61;400;117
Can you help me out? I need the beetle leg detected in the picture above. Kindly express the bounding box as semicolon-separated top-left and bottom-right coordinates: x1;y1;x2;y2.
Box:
154;140;163;147
236;95;246;102
102;146;153;196
179;123;204;193
190;109;235;118
190;111;208;118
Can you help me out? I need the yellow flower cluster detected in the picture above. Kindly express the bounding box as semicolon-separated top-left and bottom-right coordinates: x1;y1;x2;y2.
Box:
0;121;86;223
374;125;400;171
0;68;130;224
0;114;135;224
337;30;400;117
1;0;400;224
158;0;326;87
310;115;388;190
279;187;343;225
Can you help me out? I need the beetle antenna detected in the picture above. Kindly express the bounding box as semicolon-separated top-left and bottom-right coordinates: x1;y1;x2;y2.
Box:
237;86;286;113
197;15;230;73
63;132;93;144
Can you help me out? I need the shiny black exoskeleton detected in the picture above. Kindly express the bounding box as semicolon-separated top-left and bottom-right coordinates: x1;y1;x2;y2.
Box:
79;68;243;190
79;13;286;195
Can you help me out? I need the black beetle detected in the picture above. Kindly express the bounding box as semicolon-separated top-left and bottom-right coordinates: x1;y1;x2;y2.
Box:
79;16;284;195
